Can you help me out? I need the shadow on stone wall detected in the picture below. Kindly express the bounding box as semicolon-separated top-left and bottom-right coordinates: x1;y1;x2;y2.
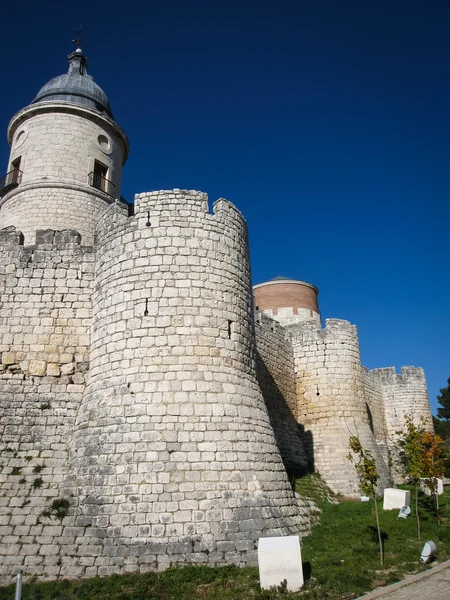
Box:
255;350;313;482
297;424;314;473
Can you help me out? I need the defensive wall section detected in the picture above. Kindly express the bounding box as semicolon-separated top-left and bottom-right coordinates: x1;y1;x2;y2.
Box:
254;312;308;477
286;318;392;496
0;190;314;584
0;226;94;582
362;367;390;466
365;366;432;445
252;311;432;495
0;194;434;581
70;189;312;574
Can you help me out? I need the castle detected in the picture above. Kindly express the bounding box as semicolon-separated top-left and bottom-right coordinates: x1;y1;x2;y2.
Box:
0;48;432;583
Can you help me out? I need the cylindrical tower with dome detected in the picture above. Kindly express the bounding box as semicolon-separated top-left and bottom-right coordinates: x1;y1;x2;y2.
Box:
0;48;129;245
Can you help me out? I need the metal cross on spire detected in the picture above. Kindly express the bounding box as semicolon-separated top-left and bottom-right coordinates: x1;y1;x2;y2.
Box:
72;26;85;50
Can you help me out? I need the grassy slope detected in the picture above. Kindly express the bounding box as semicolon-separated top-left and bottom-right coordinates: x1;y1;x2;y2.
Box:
298;476;450;598
1;476;449;600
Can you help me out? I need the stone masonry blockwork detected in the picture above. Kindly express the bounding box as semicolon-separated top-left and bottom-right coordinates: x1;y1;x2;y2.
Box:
0;48;434;582
68;190;312;575
0;191;315;584
0;189;434;583
2;103;129;245
254;312;309;476
288;318;393;496
0;227;94;582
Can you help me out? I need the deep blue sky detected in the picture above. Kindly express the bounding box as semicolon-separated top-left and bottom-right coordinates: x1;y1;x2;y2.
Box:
0;1;448;414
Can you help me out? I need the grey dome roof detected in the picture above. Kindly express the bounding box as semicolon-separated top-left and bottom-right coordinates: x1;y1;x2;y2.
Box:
32;49;113;119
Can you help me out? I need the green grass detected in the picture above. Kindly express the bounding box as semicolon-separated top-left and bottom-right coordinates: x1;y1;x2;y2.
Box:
1;476;450;600
0;567;294;600
298;476;450;598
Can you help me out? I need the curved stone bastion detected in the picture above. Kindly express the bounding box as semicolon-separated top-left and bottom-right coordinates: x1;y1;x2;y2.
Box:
68;189;313;573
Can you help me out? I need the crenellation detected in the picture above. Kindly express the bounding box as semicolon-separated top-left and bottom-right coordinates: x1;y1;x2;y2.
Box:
367;365;432;460
34;229;82;249
0;225;24;247
134;190;209;224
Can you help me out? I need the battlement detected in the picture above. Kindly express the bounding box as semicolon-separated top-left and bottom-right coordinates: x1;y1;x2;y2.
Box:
0;226;94;265
135;188;209;216
213;196;246;223
255;310;288;334
94;200;131;244
287;317;358;343
324;318;355;331
369;366;426;384
35;229;81;248
132;189;247;230
0;225;24;247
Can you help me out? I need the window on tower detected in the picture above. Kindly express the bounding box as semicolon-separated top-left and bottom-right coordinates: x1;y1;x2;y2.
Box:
88;160;116;197
91;160;108;193
11;156;22;184
0;156;23;198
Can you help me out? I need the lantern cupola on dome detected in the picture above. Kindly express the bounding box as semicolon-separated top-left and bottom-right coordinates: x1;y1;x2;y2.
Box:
32;48;113;119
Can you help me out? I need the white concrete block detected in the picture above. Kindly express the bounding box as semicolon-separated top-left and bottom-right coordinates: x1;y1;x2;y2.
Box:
421;478;444;496
383;488;411;510
258;535;304;592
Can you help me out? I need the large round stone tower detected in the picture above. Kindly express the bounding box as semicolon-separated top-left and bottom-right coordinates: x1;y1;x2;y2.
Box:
69;190;312;570
0;48;129;245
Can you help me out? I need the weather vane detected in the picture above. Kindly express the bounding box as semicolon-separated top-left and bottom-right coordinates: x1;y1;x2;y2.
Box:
72;26;85;50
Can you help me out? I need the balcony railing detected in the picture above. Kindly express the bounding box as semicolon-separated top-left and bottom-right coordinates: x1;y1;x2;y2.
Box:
0;169;23;198
88;172;116;198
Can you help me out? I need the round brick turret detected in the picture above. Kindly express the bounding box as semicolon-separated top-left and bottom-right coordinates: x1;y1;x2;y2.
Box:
253;276;320;326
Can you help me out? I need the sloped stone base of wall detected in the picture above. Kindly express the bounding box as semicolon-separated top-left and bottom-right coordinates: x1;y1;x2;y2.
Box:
306;421;392;497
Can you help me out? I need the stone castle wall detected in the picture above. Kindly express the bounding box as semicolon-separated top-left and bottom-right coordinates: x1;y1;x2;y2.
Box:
0;226;94;582
0;191;315;583
254;312;308;477
361;368;388;443
287;319;392;496
361;367;390;467
368;367;432;443
0;186;433;582
0;47;435;585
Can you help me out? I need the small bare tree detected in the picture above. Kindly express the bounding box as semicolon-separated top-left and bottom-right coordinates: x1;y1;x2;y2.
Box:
397;416;445;537
348;436;383;566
